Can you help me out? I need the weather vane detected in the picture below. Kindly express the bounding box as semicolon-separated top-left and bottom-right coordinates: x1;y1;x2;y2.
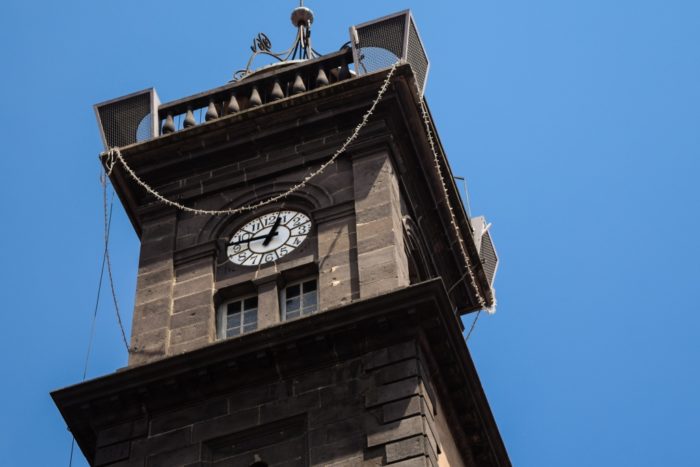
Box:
233;1;320;81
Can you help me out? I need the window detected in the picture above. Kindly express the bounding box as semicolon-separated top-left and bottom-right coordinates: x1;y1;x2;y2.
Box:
219;296;258;339
281;279;318;321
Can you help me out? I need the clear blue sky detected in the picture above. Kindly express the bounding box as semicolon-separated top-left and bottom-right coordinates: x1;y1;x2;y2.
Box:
1;1;698;466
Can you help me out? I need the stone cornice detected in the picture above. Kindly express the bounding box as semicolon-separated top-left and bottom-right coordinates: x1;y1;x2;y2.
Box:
52;278;509;466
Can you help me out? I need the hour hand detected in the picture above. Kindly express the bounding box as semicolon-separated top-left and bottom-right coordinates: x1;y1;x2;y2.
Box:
263;217;282;246
230;233;277;246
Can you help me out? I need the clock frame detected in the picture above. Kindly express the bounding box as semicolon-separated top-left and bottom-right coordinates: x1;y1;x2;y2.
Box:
226;210;312;267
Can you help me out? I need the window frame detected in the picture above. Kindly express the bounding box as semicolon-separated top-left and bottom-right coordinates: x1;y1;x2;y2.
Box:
280;278;319;321
217;294;259;340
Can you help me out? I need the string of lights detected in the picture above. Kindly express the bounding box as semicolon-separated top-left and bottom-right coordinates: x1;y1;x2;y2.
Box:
414;85;488;310
102;60;486;317
104;62;399;216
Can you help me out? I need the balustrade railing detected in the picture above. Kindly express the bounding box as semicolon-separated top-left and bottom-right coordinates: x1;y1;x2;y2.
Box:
158;49;354;136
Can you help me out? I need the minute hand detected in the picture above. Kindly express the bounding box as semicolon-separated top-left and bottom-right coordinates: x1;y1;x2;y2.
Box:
230;232;278;246
262;217;282;246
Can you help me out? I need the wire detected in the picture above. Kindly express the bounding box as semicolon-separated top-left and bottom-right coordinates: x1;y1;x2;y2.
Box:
102;175;130;353
68;181;116;467
465;310;482;342
447;269;473;297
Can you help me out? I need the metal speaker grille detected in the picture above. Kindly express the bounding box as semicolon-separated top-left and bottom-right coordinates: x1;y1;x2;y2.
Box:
351;10;430;95
355;15;406;74
95;89;157;150
480;230;498;286
407;17;430;95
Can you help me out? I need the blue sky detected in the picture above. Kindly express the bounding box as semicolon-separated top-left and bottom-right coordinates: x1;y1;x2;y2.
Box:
1;1;699;466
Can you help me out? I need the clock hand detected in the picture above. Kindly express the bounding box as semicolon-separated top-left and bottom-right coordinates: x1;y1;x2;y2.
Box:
230;232;279;246
262;217;282;247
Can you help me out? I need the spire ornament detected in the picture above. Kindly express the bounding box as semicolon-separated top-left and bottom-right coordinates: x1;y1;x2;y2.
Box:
233;2;320;81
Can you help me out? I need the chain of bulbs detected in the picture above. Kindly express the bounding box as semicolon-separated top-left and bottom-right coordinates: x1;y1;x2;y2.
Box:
103;60;487;310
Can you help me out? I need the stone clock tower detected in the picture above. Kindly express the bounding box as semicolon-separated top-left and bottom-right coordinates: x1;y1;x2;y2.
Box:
53;7;508;467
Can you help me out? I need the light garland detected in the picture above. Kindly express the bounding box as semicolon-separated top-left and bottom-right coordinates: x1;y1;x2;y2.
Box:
104;62;399;217
414;84;488;310
102;60;488;311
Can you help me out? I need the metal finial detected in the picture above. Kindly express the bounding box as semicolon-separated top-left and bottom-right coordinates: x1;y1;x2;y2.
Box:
291;6;313;28
233;2;320;81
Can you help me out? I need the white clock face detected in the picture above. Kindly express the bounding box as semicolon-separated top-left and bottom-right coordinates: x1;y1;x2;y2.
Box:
227;210;312;267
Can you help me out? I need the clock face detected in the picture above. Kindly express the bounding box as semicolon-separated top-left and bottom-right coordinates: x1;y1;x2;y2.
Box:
227;210;312;267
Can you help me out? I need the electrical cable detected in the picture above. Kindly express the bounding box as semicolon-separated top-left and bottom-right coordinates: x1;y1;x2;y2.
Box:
465;310;482;342
67;185;115;467
101;175;130;353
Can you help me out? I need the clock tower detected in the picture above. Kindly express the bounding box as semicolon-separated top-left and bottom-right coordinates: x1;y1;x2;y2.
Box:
53;7;508;467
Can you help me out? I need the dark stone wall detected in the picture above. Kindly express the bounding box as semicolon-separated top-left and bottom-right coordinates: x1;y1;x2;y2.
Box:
93;341;467;467
128;145;410;367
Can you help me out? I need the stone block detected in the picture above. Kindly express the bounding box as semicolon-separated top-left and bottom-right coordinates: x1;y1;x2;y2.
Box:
363;341;417;370
228;381;287;409
176;257;215;282
173;290;213;314
420;382;435;418
134;298;171;322
308;402;362;429
385;435;425;464
309;415;365;445
257;280;280;330
192;407;260;442
136;266;174;290
130;327;168;365
150;399;228;435
356;231;398;257
361;278;403;300
173;274;214;300
97;418;147;447
319;262;356;310
309;435;365;467
135;282;173;307
169;321;209;346
139;235;175;261
94;441;130;466
332;358;364;382
382;396;422;423
141;215;177;240
318;222;353;255
387;456;427;467
132;305;170;336
293;368;334;396
319;250;356;271
137;256;172;277
170;305;213;330
259;390;320;424
144;427;192;456
358;246;401;278
356;201;393;224
375;359;419;385
318;377;362;405
423;415;440;462
352;151;393;200
366;415;423;448
356;218;395;244
365;378;420;408
169;336;210;356
147;445;199;467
